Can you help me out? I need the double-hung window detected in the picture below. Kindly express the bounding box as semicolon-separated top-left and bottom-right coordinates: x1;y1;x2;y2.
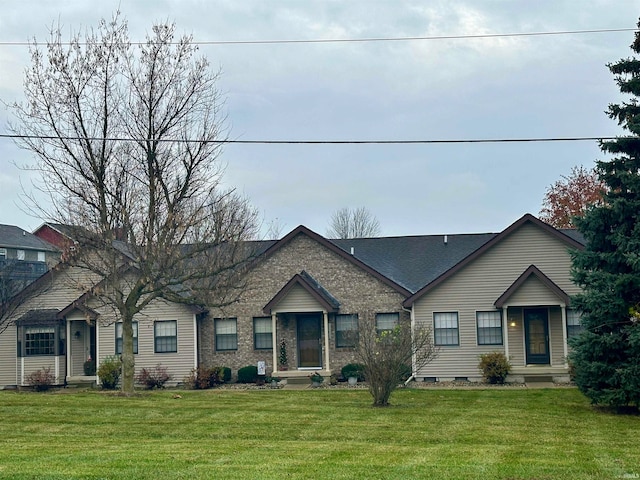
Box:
215;318;238;351
375;313;399;334
567;310;583;339
476;311;503;345
253;317;272;350
154;320;177;353
335;314;358;347
434;312;459;346
115;322;138;354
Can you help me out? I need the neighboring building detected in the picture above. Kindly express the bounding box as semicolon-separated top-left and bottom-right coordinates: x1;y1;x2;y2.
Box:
0;224;60;301
0;214;584;388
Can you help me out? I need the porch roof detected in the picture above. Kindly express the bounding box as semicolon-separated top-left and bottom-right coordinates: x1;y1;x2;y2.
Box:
263;270;340;314
494;265;570;308
15;309;61;325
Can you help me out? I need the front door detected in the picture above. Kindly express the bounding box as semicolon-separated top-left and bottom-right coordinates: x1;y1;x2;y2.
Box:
524;308;550;364
297;314;322;368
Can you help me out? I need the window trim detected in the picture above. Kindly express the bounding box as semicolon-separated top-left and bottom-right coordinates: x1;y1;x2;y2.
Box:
18;321;65;357
115;321;139;355
335;313;359;348
215;318;238;352
253;317;272;350
476;310;503;346
154;320;177;353
434;312;460;346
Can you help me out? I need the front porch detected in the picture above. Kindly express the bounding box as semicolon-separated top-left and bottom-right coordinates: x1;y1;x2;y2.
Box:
272;369;333;385
508;365;571;384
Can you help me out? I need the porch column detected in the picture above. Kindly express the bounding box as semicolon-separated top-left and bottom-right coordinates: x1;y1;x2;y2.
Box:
95;320;99;376
502;307;510;362
65;320;71;382
561;305;568;366
271;313;278;373
323;311;330;372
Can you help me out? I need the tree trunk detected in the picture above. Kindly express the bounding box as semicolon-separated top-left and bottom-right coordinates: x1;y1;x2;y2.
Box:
121;313;135;394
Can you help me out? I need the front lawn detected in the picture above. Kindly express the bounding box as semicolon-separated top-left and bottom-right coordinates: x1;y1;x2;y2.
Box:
0;387;637;479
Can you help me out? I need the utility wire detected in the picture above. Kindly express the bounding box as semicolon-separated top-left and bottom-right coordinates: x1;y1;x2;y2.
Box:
0;133;628;144
0;28;636;47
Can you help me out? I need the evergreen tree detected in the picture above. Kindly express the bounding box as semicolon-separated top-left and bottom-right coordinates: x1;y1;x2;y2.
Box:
569;23;640;410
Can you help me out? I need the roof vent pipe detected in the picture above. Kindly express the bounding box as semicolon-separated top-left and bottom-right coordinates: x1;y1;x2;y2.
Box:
350;246;354;255
443;235;448;245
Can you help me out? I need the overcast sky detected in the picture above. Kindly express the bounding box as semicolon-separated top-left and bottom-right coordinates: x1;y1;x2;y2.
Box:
0;1;638;237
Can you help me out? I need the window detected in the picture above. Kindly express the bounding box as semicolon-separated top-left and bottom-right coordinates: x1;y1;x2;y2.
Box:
375;313;399;333
476;311;503;345
37;251;46;262
567;310;583;339
16;250;25;261
0;248;6;259
215;318;238;351
335;314;358;347
154;320;177;353
253;317;272;350
115;322;138;354
434;312;459;346
24;326;56;356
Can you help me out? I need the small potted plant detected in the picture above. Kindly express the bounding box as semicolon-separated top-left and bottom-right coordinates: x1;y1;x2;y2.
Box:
341;363;364;386
278;339;288;371
309;372;324;387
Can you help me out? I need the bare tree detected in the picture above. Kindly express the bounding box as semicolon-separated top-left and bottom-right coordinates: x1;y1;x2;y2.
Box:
351;314;437;406
8;13;258;394
326;207;381;239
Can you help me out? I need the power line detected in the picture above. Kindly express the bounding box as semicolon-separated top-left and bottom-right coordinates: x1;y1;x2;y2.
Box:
0;28;636;47
0;133;627;144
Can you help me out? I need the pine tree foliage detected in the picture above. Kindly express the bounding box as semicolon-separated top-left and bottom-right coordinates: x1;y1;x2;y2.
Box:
569;23;640;410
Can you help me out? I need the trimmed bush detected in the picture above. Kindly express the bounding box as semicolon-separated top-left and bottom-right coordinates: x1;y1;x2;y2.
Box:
184;366;230;389
479;352;511;384
97;356;121;390
341;363;366;381
26;367;55;391
136;364;172;389
237;365;258;384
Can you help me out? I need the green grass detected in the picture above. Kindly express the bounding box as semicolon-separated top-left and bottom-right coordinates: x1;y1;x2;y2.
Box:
0;387;638;479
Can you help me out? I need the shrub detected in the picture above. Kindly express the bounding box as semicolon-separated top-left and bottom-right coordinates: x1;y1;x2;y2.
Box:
341;363;366;381
237;365;258;383
97;356;121;390
184;366;230;389
136;364;172;389
26;367;55;391
478;352;511;384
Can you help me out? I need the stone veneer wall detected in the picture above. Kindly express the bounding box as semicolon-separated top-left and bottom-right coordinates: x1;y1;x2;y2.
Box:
198;233;409;379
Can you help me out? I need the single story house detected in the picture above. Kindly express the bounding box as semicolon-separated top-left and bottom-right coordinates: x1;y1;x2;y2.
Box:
0;213;583;388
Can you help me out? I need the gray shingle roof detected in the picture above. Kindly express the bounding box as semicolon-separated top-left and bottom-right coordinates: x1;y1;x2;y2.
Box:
332;233;497;293
0;224;59;251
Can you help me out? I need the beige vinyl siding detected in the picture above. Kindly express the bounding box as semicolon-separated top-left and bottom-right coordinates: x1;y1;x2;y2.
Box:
96;299;197;386
0;325;17;386
272;284;324;313
507;276;565;306
20;356;66;385
68;318;89;376
506;308;525;366
414;222;579;380
549;307;565;366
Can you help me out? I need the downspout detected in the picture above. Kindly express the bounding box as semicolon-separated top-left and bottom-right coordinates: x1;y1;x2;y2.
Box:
402;305;416;382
